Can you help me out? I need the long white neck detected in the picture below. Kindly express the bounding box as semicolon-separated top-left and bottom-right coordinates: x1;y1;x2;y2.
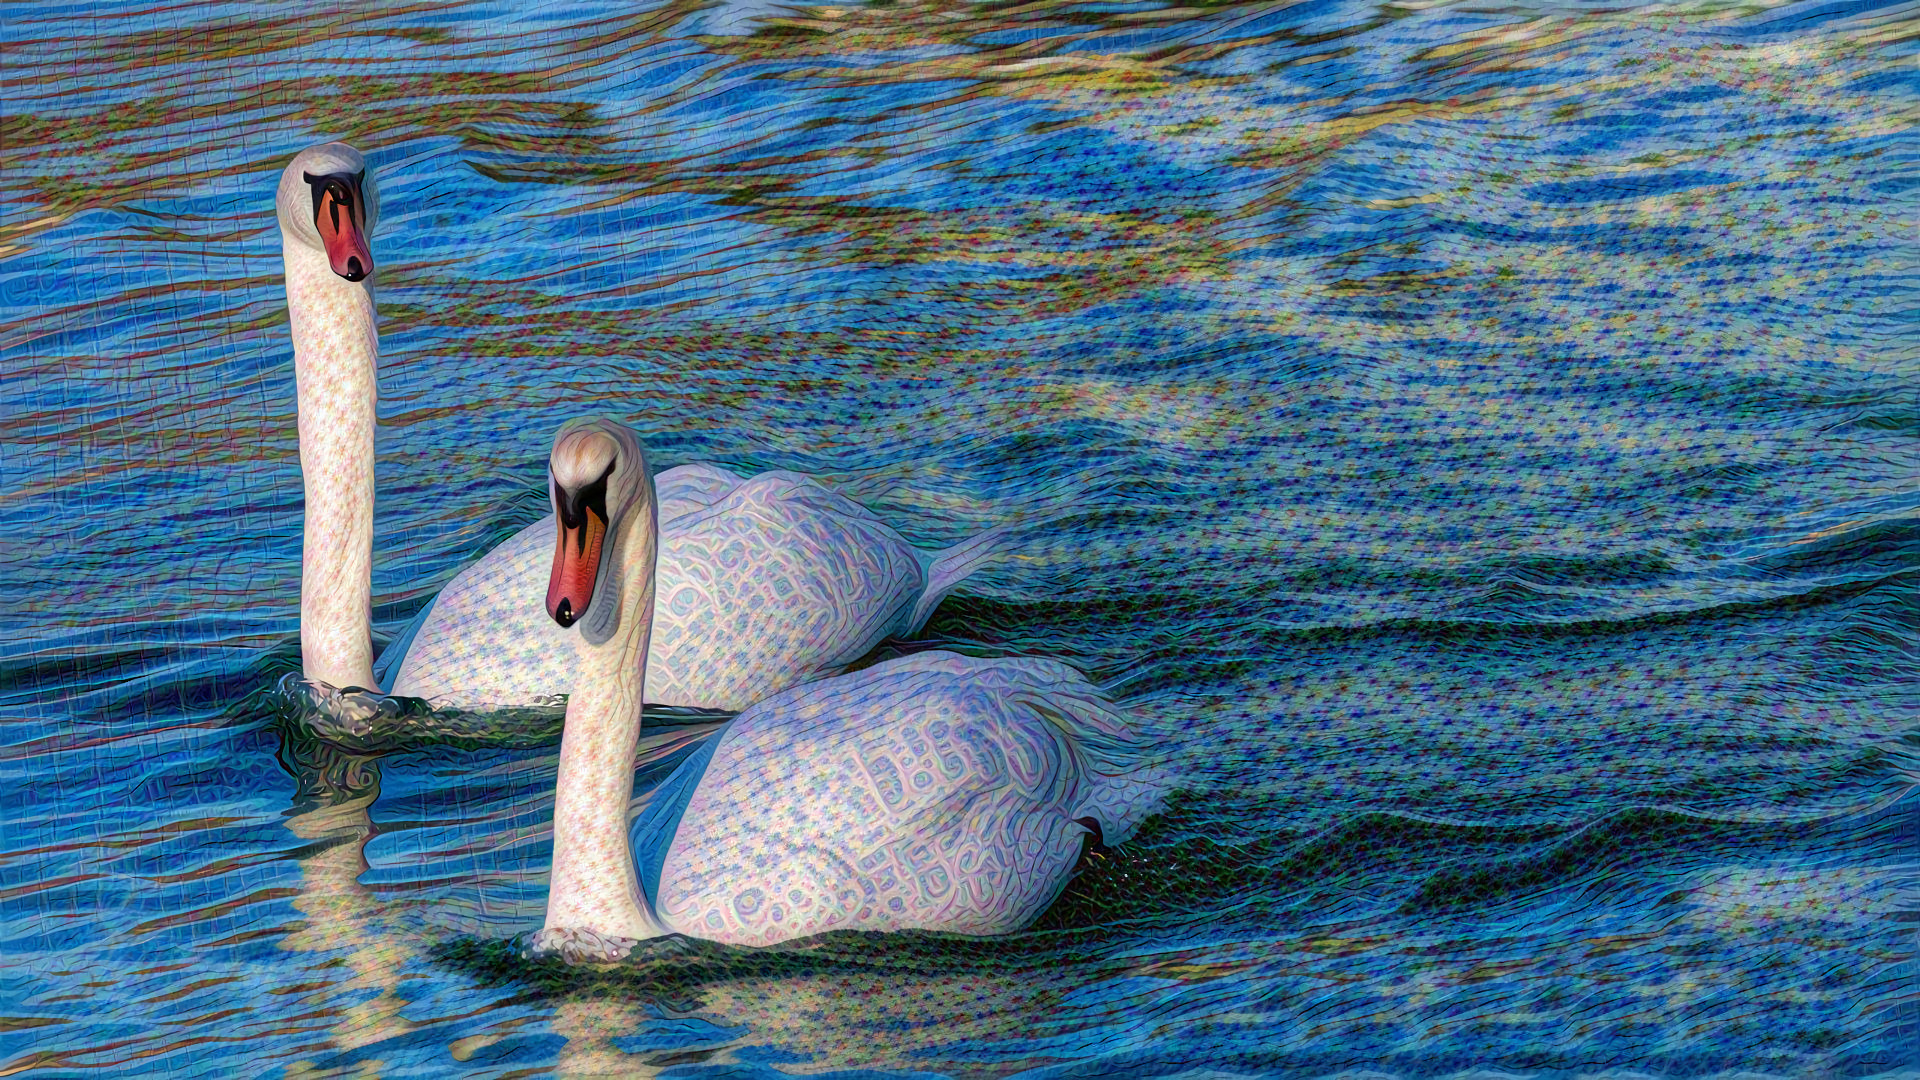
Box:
284;234;381;692
544;493;665;940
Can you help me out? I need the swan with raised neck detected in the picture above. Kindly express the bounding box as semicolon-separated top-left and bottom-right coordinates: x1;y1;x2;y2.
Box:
276;143;1011;720
541;420;667;943
278;142;382;692
531;418;1166;961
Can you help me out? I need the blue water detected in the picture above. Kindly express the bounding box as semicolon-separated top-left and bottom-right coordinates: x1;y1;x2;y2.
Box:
2;0;1917;1075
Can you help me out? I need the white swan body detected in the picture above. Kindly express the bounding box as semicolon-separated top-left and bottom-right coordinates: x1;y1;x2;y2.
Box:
637;650;1165;946
279;143;1002;710
533;420;1165;958
384;469;1000;711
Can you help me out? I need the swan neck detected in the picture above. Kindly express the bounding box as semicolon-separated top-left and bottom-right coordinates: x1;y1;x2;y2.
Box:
545;492;664;940
285;237;380;693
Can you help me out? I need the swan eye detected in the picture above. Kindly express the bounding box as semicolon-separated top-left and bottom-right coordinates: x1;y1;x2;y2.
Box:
555;460;616;539
301;171;362;233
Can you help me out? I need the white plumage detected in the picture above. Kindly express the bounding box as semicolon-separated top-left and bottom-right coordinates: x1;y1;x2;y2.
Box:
278;143;1003;713
532;419;1165;959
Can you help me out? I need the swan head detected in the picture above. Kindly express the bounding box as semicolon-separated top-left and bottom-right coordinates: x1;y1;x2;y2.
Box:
277;142;380;283
546;418;654;646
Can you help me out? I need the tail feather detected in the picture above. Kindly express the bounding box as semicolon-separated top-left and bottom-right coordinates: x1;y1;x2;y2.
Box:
911;524;1013;632
1011;674;1169;850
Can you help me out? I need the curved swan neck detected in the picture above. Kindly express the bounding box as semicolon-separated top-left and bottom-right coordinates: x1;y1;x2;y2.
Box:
545;477;665;940
285;235;380;692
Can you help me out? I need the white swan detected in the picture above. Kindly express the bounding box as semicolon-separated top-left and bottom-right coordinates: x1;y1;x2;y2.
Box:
530;418;1164;958
278;142;1004;710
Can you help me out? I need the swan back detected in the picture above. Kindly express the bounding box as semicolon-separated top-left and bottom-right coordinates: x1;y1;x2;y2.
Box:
390;470;932;710
648;651;1166;946
643;472;926;707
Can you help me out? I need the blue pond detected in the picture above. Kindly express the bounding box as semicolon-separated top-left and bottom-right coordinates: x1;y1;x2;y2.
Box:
1;0;1916;1075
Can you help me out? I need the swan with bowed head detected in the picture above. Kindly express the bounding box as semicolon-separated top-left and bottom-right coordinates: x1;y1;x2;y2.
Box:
530;418;1165;958
277;142;1006;715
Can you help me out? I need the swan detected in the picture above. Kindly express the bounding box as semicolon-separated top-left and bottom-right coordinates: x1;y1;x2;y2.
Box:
278;142;1005;711
529;418;1165;959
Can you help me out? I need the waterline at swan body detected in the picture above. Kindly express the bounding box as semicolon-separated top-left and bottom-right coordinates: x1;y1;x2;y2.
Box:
279;143;1004;713
534;419;1165;958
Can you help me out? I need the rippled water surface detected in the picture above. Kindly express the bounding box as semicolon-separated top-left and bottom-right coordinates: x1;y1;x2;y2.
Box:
3;0;1918;1075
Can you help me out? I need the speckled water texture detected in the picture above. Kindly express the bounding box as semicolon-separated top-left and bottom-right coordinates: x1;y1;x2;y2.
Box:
2;0;1917;1075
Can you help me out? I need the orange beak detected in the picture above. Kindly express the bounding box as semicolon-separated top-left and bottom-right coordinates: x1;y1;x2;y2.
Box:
548;501;609;628
306;172;371;282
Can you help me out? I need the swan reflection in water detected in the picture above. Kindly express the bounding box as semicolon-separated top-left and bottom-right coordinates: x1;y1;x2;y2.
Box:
275;734;420;1065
